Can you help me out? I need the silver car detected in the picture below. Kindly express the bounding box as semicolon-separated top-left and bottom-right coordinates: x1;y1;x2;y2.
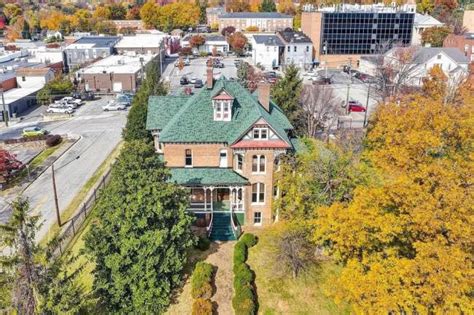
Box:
102;101;126;111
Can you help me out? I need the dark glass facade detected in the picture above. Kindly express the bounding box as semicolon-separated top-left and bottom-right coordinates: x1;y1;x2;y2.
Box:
321;12;414;55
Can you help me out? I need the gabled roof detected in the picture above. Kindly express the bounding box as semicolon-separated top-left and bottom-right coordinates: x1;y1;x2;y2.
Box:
386;47;469;64
252;35;284;46
414;13;443;27
169;168;248;186
146;77;294;146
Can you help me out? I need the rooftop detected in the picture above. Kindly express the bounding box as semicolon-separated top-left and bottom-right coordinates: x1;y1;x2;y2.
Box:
219;12;292;19
414;13;443;26
252;35;284;46
387;47;470;64
67;36;120;49
4;86;43;105
182;34;227;43
277;30;312;44
115;33;166;49
16;67;52;76
302;3;416;13
169;168;249;186
81;54;155;74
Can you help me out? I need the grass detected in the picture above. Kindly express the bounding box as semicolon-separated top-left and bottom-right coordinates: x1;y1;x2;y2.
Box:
246;225;352;315
40;141;123;247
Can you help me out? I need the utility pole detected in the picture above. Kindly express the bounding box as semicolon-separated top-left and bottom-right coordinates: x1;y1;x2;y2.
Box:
345;58;352;114
52;164;61;227
1;88;8;127
364;83;371;127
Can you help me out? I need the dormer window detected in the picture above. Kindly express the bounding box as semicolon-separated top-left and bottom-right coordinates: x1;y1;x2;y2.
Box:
253;127;268;140
212;90;234;121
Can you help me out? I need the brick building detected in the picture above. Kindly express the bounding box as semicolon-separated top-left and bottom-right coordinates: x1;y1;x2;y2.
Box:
146;68;298;240
218;12;293;32
444;33;474;63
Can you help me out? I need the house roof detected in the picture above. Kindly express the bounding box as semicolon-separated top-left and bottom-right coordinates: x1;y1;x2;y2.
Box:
182;34;227;43
230;139;290;149
386;47;469;64
252;35;284;46
169;168;249;186
146;76;294;147
15;67;52;76
277;30;312;44
115;34;166;49
81;54;155;74
414;13;443;27
219;12;292;19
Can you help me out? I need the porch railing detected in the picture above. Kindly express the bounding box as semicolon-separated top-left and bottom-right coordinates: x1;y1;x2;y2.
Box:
206;211;214;238
230;207;242;240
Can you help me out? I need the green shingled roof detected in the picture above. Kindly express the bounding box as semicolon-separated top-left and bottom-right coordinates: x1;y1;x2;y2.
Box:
169;168;249;186
146;77;294;146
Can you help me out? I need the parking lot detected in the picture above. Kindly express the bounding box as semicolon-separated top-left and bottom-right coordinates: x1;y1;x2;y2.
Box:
162;57;239;94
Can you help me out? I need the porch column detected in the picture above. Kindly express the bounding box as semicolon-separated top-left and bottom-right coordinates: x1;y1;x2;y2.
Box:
204;187;207;212
209;186;214;211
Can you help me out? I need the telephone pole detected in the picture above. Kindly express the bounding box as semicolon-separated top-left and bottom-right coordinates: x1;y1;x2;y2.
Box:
1;88;8;127
52;164;61;227
364;83;371;127
345;58;352;114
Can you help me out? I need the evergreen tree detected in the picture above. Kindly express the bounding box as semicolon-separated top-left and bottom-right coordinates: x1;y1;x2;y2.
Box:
259;0;277;12
85;140;195;313
271;63;302;124
123;59;168;142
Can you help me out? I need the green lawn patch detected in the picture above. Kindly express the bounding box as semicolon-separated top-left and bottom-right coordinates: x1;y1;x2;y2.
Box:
246;226;351;315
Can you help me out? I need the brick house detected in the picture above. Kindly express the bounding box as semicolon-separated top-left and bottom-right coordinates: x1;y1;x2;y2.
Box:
146;68;297;240
444;33;474;63
218;12;293;32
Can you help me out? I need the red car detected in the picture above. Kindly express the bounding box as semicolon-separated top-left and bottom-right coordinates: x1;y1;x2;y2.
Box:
348;101;366;112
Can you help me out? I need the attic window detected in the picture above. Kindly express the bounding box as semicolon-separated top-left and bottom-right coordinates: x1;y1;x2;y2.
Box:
213;100;232;121
253;127;268;140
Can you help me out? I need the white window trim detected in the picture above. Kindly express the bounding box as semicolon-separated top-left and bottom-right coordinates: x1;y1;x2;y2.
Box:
214;100;232;121
235;153;243;172
251;183;265;205
252;155;266;174
253;127;268;140
219;149;228;168
253;211;262;226
185;149;193;168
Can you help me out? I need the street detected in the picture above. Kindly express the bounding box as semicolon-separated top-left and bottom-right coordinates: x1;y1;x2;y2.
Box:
0;97;127;242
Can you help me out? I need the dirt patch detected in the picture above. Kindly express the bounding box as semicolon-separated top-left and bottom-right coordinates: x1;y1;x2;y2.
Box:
166;241;236;315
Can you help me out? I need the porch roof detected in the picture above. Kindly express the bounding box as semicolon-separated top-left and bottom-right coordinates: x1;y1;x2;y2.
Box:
169;168;249;186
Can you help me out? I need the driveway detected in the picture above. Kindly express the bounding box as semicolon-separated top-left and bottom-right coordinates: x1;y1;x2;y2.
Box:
0;96;127;242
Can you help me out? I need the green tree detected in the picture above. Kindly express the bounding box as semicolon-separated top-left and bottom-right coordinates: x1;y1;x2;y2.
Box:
123;59;167;142
259;0;277;12
237;61;249;88
109;3;126;20
271;63;302;123
84;140;195;313
197;0;208;24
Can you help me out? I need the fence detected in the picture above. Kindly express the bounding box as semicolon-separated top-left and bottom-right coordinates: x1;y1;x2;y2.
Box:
51;166;113;259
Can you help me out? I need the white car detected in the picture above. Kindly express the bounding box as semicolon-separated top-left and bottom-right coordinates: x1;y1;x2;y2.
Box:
54;100;77;109
102;102;126;111
62;97;83;106
47;107;74;114
189;77;198;84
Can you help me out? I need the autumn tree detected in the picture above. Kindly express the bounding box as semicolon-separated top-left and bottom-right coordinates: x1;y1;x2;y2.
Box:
85;140;195;313
108;3;126;20
140;0;159;29
152;2;200;32
126;6;141;20
278;0;296;15
421;25;451;47
227;31;248;55
221;25;236;36
92;5;111;20
271;63;302;123
189;34;206;49
314;88;474;313
227;0;251;12
417;0;434;14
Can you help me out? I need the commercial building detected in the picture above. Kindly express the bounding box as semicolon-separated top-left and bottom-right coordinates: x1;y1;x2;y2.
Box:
181;34;230;55
79;54;155;93
301;3;416;67
250;35;284;70
64;36;120;71
412;13;443;45
276;30;313;69
115;33;167;55
218;12;293;32
444;33;474;63
146;67;298;239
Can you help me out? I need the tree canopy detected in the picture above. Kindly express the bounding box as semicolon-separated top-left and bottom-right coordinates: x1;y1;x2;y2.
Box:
271;64;303;124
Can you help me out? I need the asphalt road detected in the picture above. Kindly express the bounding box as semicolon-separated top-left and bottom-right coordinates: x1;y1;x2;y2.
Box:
0;97;127;242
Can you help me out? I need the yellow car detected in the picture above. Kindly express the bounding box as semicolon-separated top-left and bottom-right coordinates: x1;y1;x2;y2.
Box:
22;126;48;137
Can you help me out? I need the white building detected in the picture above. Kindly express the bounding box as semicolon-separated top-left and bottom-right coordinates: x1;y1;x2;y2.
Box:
28;46;64;64
115;33;167;55
359;47;469;87
276;30;313;70
250;35;283;70
15;67;55;89
181;34;230;55
412;13;444;46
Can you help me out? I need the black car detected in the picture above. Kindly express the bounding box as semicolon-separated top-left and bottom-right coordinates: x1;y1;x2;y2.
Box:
213;62;224;68
180;76;189;85
194;79;203;88
72;91;95;101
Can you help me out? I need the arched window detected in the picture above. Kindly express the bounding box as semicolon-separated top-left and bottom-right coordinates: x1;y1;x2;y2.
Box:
252;155;266;173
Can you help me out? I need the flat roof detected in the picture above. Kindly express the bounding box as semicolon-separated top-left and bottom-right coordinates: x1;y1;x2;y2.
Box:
219;12;292;19
4;86;43;105
115;34;166;49
82;54;155;74
67;36;120;49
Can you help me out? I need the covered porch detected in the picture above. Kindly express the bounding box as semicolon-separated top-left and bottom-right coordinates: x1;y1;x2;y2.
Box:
189;186;245;212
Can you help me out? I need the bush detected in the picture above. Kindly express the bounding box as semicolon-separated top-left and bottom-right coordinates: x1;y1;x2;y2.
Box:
240;233;258;248
232;284;256;315
234;241;247;265
192;298;213;315
233;263;253;288
196;236;211;251
45;134;62;147
191;262;214;299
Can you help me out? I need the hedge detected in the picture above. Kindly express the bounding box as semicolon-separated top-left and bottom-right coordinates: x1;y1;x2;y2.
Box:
232;233;258;315
192;298;213;315
191;262;214;299
196;236;211;251
45;134;62;147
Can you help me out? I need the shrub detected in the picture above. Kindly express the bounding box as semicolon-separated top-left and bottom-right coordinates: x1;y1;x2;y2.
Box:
240;233;258;248
232;284;256;315
192;298;213;315
191;262;214;299
45;134;62;147
234;241;247;265
196;236;211;251
233;263;253;288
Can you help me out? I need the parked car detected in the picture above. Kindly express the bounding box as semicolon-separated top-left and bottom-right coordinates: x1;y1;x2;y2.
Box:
189;77;198;84
53;101;76;109
194;79;203;88
180;76;189;85
47;107;74;114
313;77;332;85
116;94;131;106
348;101;366;112
102;101;126;111
22;126;47;137
72;91;95;101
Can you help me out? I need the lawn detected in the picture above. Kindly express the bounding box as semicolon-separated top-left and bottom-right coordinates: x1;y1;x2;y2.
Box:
246;226;351;315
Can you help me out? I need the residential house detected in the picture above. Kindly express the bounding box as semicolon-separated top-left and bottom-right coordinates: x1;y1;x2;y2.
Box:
64;36;120;71
206;7;225;27
412;13;443;46
182;34;230;55
359;47;469;86
250;35;284;70
79;54;155;93
146;68;298;240
276;29;313;69
444;33;474;63
218;12;293;32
